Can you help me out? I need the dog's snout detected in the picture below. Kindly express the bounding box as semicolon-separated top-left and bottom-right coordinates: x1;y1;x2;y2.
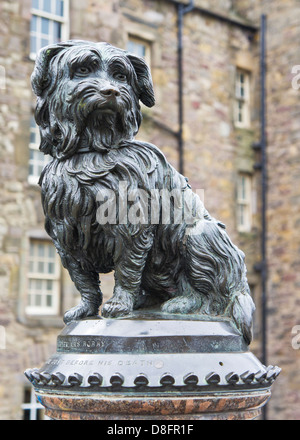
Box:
100;87;120;98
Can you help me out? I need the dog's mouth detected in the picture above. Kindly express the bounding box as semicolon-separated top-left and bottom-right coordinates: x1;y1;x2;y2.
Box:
92;106;115;116
88;96;119;115
83;99;126;146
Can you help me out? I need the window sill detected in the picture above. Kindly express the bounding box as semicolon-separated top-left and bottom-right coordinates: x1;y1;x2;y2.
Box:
237;229;258;239
234;124;253;132
28;181;40;187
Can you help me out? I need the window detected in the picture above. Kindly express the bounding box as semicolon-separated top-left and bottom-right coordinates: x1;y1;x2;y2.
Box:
30;0;69;59
127;36;151;66
235;69;250;128
26;239;61;316
28;116;51;185
22;386;46;420
237;174;252;232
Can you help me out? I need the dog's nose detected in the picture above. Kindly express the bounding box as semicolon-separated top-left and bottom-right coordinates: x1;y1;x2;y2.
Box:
100;87;120;98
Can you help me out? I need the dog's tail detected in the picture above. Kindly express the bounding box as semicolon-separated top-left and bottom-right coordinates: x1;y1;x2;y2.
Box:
224;285;255;345
185;218;255;344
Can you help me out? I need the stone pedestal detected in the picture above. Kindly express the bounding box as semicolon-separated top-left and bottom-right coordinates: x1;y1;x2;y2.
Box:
25;312;280;420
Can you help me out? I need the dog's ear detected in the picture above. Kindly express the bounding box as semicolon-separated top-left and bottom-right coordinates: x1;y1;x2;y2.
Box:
127;53;155;108
31;44;68;96
31;43;75;157
32;42;80;97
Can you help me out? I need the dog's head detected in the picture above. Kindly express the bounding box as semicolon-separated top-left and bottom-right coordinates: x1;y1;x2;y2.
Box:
31;40;155;159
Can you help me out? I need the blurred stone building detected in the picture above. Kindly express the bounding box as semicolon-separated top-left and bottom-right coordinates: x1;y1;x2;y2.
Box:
0;0;299;420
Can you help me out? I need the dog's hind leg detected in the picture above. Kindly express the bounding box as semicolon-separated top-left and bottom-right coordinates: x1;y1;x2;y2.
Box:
161;274;202;314
58;252;102;323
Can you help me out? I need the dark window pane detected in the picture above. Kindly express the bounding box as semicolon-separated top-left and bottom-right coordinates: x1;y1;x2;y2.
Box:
41;38;49;48
37;409;45;420
32;0;39;9
30;36;37;54
24;388;31;404
43;0;52;13
56;0;64;16
53;21;61;40
23;409;31;420
35;294;42;307
30;15;37;32
30;131;36;144
41;17;49;35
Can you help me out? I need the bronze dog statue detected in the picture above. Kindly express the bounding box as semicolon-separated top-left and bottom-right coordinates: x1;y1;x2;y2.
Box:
31;41;255;344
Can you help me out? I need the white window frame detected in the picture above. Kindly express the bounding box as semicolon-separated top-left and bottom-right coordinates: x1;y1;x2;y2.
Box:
30;0;70;60
234;68;251;128
28;117;51;185
26;239;61;316
127;35;152;66
237;174;253;232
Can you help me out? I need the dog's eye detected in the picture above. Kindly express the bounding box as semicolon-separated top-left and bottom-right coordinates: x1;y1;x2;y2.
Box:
75;66;91;76
113;72;127;82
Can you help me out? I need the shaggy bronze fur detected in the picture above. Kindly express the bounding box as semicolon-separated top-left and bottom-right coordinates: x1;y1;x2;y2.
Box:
32;41;255;344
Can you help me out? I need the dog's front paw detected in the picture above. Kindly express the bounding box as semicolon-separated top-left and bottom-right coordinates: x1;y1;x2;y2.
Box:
101;291;134;318
63;300;99;324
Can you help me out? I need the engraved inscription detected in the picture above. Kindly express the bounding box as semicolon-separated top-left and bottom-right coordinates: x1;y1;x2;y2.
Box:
65;359;95;366
45;356;164;369
57;336;174;354
57;337;105;350
57;334;240;354
45;358;63;366
98;360;112;366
